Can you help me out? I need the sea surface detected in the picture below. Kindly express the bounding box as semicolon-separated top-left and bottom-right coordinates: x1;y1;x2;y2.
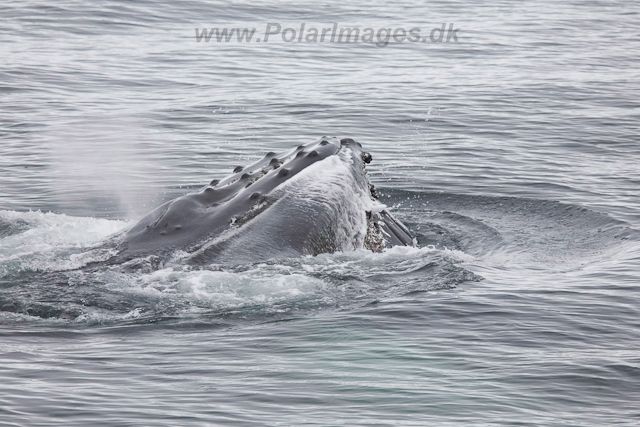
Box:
1;0;639;425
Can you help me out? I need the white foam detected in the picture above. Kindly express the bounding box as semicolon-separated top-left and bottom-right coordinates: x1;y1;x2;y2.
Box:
298;245;475;278
98;244;457;317
100;265;329;315
0;210;131;274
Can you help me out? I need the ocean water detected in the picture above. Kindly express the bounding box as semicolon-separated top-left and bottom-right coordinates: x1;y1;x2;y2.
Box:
1;0;639;425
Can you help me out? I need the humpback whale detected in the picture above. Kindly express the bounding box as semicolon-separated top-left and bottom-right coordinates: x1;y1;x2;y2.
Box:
114;137;414;265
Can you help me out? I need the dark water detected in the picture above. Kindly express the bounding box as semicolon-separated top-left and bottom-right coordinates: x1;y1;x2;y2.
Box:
1;0;639;425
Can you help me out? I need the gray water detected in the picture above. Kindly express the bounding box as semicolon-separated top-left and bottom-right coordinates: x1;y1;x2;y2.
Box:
1;0;640;425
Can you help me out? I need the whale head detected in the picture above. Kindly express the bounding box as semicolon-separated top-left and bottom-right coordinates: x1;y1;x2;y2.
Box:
117;137;414;265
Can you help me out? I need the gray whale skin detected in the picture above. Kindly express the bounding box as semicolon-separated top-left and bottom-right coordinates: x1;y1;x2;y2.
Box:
116;137;415;264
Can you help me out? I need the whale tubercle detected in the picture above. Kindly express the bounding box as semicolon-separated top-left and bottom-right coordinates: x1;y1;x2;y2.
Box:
278;168;290;178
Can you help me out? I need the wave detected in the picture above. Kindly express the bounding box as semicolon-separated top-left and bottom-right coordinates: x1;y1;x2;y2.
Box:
1;190;635;325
